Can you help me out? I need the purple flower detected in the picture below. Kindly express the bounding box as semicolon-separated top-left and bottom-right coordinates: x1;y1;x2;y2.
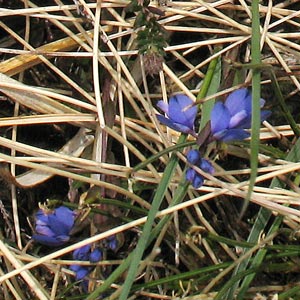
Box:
89;248;102;263
106;235;118;251
156;94;197;135
185;149;214;189
200;159;215;174
186;168;204;189
186;149;201;165
70;266;90;281
73;245;91;261
32;206;76;246
211;88;271;142
70;245;102;281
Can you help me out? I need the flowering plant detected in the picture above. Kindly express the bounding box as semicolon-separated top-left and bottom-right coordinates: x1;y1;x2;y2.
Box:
32;206;76;247
156;88;271;189
185;149;214;188
156;94;197;136
70;244;102;281
210;88;271;142
70;235;118;291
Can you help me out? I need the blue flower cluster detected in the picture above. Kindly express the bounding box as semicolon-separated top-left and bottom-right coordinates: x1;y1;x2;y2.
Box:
185;149;214;188
70;244;102;281
156;88;271;188
69;235;118;290
32;206;119;289
32;206;76;246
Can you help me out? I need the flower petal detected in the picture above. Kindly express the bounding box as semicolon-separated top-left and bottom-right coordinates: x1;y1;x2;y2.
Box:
35;210;49;225
220;129;250;142
54;206;75;230
261;110;271;122
156;115;194;134
35;224;55;237
107;235;118;251
156;114;176;129
242;94;266;115
156;100;169;114
47;218;71;236
186;149;201;165
229;110;248;128
200;159;214;174
186;168;196;182
70;265;81;272
235;109;271;129
172;123;195;134
48;207;75;236
225;88;249;116
186;168;204;188
56;234;71;244
185;168;203;188
73;245;91;260
211;102;230;134
90;249;102;262
260;98;266;108
32;234;64;246
75;268;90;280
168;94;197;130
192;174;204;189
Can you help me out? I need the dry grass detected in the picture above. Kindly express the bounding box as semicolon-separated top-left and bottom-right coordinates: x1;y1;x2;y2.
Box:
1;0;300;299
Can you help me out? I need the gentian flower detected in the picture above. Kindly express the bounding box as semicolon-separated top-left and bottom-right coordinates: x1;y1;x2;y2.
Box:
70;245;102;282
156;94;198;135
185;149;214;189
211;88;271;142
32;206;76;246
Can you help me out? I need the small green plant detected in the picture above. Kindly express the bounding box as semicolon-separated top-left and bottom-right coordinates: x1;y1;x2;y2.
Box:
126;0;168;75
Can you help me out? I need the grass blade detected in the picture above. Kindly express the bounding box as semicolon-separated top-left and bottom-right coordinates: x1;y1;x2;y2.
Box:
239;0;261;218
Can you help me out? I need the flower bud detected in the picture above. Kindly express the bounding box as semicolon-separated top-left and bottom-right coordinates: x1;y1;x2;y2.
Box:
186;149;201;165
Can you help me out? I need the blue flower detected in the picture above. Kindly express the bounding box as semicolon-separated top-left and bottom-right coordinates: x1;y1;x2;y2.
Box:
73;245;91;261
106;235;118;251
185;149;214;189
89;248;102;263
186;149;201;165
211;88;271;142
156;94;198;135
70;245;102;281
32;206;76;246
186;168;204;189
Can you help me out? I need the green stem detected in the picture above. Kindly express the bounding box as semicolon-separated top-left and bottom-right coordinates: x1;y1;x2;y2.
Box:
119;135;186;300
131;140;195;173
240;0;261;219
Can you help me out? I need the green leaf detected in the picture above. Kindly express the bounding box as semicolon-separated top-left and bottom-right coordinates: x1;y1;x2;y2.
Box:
199;55;221;131
240;0;261;219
